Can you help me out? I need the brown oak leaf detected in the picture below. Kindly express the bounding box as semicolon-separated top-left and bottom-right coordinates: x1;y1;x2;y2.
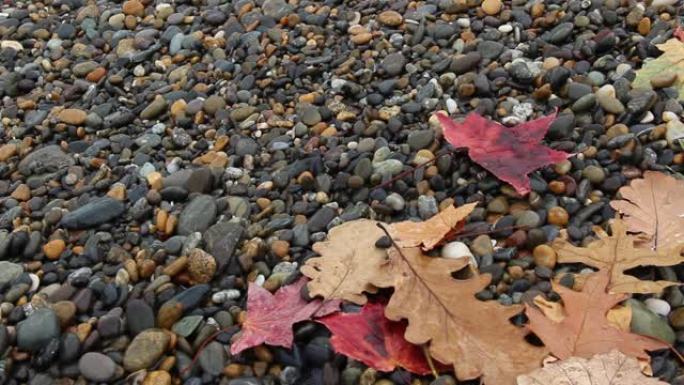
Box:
302;203;476;305
301;219;389;305
374;246;546;385
517;350;667;385
387;202;477;250
610;171;684;251
526;270;667;361
553;219;684;294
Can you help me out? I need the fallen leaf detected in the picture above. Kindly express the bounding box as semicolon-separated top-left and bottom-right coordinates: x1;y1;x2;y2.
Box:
318;301;435;375
633;38;684;100
388;202;478;250
517;350;668;385
532;296;565;323
606;305;632;332
230;278;340;354
553;219;684;294
610;171;684;250
526;270;667;361
534;296;632;332
303;203;476;304
374;246;546;385
301;219;390;305
436;111;570;195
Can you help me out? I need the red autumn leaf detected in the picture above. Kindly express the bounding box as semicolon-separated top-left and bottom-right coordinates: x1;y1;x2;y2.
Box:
318;301;435;375
436;111;570;195
231;277;340;355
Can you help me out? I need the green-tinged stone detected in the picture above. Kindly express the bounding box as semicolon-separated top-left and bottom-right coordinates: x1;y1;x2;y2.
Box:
172;315;203;337
627;299;675;344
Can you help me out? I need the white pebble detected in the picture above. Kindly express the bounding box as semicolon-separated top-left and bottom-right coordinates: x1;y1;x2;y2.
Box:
225;167;244;179
212;289;241;304
331;78;347;90
498;24;513;33
384;193;405;211
446;98;459;114
640;111;654;124
502;115;522;126
0;40;23;51
28;274;40;292
456;18;470;28
133;65;146;77
442;242;477;268
645;298;671;317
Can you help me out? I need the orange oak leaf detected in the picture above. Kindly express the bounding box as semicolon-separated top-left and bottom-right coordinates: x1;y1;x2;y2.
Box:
525;269;667;361
372;245;547;385
517;350;668;385
318;301;436;375
388;202;477;250
230;278;340;354
436;111;570;195
301;219;390;305
610;171;684;251
553;219;684;294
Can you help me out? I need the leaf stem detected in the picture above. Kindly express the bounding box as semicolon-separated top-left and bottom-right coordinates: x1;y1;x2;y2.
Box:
422;344;439;378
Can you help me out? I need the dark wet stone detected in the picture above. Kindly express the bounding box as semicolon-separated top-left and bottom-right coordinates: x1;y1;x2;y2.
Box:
18;145;75;176
17;309;60;352
79;352;116;382
543;22;574;43
61;197;125;229
450;52;481;74
163;168;213;193
381;52;406;77
477;41;504;59
126;299;155;335
308;207;336;233
177;195;217;235
204;222;244;272
547;112;575;140
198;341;227;376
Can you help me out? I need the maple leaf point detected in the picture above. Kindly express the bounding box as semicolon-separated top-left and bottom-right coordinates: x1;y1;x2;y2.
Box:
436;111;571;195
230;277;340;355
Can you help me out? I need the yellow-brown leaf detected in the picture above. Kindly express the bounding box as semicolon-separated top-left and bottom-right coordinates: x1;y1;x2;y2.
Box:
387;202;477;250
610;171;684;251
301;219;389;305
375;246;546;385
526;270;667;361
553;219;684;294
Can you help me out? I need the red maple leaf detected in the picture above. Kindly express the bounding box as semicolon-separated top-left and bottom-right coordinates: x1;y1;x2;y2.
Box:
230;277;340;354
318;301;435;375
436;111;570;195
